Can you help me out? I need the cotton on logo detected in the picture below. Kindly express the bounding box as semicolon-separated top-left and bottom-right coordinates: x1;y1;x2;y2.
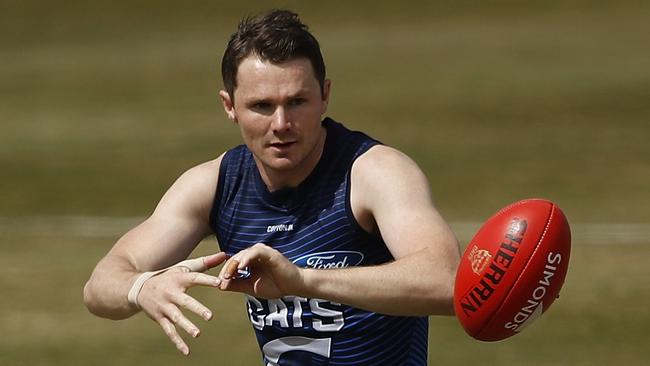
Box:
267;224;294;233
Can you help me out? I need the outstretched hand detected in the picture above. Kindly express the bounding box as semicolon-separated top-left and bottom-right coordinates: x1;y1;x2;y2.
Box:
137;252;227;356
218;243;304;299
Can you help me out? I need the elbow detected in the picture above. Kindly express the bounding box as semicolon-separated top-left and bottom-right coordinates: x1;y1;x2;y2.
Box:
438;244;460;316
83;279;101;316
424;252;458;316
442;266;458;315
432;280;455;316
83;278;127;320
439;289;456;316
83;253;139;320
424;267;456;316
417;284;454;316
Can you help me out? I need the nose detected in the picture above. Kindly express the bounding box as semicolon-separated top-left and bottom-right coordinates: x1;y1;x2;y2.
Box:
271;106;291;132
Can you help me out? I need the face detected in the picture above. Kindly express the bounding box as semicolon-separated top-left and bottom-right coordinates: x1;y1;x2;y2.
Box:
220;55;331;189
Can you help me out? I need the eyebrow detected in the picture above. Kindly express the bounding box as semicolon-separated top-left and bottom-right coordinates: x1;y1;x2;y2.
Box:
243;89;310;106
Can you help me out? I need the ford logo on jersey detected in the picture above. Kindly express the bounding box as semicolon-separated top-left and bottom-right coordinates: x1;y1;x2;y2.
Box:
292;251;365;269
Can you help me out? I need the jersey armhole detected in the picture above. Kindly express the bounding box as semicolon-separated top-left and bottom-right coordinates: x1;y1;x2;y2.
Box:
208;151;231;249
344;143;382;241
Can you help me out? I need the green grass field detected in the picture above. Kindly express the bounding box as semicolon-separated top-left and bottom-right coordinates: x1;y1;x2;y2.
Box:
1;0;649;364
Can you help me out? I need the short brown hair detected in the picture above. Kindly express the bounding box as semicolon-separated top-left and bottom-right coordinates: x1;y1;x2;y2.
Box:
221;10;326;98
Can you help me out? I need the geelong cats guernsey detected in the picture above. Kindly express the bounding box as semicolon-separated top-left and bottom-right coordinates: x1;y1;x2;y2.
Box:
209;118;428;366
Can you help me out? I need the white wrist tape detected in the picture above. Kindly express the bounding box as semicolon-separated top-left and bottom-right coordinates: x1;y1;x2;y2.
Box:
127;256;210;309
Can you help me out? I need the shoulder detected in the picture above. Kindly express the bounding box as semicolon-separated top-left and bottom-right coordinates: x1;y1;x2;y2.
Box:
352;145;429;191
350;145;432;233
351;146;457;260
174;155;224;191
153;154;225;220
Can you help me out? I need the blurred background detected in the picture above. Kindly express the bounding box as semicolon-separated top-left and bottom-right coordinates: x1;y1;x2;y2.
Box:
1;0;648;364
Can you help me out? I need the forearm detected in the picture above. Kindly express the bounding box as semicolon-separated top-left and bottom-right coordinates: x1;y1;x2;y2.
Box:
84;214;208;319
298;248;456;316
83;255;140;320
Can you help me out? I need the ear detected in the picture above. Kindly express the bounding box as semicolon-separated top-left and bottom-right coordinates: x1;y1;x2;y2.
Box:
320;79;332;115
219;90;237;123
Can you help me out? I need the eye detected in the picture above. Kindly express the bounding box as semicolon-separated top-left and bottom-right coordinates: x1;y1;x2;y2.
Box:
288;98;306;107
250;101;273;113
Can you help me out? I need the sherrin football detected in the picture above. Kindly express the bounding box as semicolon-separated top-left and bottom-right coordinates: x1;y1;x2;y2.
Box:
454;199;571;341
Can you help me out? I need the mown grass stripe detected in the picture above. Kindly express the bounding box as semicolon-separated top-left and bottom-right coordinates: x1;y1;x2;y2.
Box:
1;216;648;245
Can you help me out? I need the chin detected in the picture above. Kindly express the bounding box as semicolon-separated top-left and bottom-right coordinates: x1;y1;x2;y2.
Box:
268;159;299;171
258;154;296;170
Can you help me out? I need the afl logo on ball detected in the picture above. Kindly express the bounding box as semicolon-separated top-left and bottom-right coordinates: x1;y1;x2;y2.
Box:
467;245;492;275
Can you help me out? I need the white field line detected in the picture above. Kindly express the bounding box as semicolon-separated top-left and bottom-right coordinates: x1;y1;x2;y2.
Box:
0;216;145;238
0;216;649;245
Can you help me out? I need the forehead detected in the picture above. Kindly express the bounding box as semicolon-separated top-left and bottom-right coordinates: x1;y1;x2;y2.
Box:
234;56;319;100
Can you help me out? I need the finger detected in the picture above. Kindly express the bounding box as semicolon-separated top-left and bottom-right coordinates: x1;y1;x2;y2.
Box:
203;252;228;269
182;271;221;288
218;255;238;280
234;243;274;270
223;259;240;279
158;317;190;356
165;266;221;289
176;292;213;321
219;276;252;293
163;304;201;339
174;252;227;272
175;314;201;338
176;257;206;272
221;260;250;279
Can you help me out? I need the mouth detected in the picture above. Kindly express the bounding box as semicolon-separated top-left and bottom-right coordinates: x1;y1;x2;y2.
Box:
268;141;297;150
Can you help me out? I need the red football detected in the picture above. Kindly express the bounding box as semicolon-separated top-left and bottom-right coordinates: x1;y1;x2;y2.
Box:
454;199;571;341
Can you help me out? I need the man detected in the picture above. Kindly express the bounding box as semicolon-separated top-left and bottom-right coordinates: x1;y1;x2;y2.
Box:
84;9;460;365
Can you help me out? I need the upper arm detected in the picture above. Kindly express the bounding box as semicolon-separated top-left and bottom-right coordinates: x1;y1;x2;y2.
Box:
106;155;223;271
350;146;459;262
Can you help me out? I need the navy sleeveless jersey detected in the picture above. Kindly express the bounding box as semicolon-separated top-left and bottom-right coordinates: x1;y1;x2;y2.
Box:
209;118;428;365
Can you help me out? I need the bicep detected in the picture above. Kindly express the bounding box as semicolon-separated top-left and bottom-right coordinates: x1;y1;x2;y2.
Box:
353;147;458;260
